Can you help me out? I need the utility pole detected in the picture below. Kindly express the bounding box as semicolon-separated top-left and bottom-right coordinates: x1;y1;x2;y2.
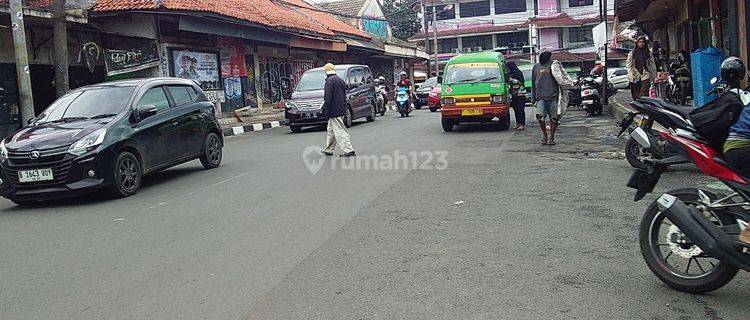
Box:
9;0;35;125
53;0;69;97
432;8;439;77
600;0;608;106
422;1;430;76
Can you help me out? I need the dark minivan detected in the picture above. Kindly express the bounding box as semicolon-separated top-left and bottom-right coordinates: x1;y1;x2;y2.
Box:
285;64;377;133
0;78;223;205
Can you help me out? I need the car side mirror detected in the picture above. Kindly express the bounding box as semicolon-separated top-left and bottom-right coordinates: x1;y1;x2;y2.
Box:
138;105;158;121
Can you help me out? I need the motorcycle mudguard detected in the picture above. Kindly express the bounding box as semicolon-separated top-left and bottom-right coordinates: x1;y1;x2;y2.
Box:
628;166;667;201
657;194;750;271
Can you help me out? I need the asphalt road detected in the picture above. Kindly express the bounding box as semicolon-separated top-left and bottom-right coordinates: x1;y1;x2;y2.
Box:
0;107;748;320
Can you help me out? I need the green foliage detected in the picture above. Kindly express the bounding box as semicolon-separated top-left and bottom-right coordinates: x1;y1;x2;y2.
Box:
382;0;422;40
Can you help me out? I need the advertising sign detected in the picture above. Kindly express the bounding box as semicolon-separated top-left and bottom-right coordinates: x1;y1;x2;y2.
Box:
172;50;220;90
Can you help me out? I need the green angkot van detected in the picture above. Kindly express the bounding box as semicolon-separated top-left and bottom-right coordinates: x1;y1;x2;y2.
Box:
440;51;510;132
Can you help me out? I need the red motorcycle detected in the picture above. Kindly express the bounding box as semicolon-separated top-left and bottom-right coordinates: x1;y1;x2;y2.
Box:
629;86;750;293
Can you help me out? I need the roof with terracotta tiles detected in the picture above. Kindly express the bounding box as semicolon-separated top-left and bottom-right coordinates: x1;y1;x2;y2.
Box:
0;0;53;8
92;0;340;37
280;0;370;38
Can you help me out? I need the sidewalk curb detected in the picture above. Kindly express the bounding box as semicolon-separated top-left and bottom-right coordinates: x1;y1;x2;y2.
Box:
608;99;635;124
222;120;283;137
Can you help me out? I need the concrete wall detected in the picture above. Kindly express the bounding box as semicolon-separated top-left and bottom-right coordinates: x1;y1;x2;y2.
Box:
91;13;157;39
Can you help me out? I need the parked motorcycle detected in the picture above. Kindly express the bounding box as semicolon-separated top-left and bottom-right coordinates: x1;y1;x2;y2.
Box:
396;87;411;117
579;76;614;116
668;58;692;105
617;97;695;169
628;76;750;293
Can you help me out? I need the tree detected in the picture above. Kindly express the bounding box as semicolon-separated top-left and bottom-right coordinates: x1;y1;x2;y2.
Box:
382;0;421;41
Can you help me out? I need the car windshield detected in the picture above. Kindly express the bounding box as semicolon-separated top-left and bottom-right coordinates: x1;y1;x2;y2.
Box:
35;86;135;124
296;70;326;92
420;77;438;88
444;63;501;85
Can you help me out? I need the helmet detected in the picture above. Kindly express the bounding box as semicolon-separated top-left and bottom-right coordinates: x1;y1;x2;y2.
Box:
400;71;407;77
721;56;746;87
378;76;385;82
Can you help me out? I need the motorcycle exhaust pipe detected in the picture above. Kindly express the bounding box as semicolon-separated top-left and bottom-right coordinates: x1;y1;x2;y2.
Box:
656;194;750;271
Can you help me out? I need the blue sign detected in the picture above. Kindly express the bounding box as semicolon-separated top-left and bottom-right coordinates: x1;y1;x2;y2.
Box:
362;19;388;38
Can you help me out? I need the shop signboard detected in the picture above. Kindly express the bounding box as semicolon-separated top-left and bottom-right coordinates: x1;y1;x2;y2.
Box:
172;49;221;90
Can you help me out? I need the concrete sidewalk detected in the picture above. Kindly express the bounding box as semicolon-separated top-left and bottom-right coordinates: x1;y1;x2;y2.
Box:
220;110;285;137
607;91;635;124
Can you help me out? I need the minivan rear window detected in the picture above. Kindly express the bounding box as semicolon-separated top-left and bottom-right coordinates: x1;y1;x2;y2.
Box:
36;86;136;124
295;68;348;92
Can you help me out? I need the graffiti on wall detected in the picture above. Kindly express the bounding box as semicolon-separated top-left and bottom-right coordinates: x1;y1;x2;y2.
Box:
244;55;258;108
259;58;316;106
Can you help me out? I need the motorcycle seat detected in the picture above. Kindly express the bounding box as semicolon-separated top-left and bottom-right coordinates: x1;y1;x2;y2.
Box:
640;97;694;117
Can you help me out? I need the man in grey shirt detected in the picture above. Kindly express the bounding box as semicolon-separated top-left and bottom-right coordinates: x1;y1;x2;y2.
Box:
532;51;559;145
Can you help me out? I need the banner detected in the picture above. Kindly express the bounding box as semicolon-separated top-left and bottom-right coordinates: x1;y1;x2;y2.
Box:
172;50;221;90
218;37;248;77
104;45;159;76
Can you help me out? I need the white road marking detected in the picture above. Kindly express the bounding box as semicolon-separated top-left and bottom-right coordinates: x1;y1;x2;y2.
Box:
232;126;244;135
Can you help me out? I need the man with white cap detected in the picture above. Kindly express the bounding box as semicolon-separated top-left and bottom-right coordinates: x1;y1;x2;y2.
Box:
321;63;356;157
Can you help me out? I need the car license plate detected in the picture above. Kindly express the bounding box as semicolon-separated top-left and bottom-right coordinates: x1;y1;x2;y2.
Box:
18;168;53;183
461;108;483;116
302;112;318;119
581;100;594;105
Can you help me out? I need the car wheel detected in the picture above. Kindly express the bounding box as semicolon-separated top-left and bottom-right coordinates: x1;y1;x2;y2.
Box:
442;118;455;132
366;103;376;122
344;107;353;128
108;151;142;198
199;132;223;169
497;114;511;130
290;125;303;133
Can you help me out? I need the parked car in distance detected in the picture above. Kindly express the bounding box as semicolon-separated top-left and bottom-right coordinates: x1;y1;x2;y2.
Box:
285;64;376;133
0;78;224;205
608;67;629;90
415;76;439;109
427;82;442;112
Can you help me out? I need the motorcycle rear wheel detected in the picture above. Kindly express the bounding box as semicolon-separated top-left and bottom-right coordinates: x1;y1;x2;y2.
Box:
625;137;654;170
639;188;739;293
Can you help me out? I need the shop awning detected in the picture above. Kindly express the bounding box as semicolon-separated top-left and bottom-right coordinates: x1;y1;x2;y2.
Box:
179;16;290;45
341;36;384;53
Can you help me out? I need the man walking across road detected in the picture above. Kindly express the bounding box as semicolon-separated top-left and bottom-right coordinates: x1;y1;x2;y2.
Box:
531;51;574;145
321;63;356;157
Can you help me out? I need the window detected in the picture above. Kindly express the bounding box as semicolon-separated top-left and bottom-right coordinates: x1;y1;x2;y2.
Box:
569;26;593;44
168;86;196;107
462;35;493;51
425;5;455;20
569;0;593;7
494;0;526;14
137;87;170;112
364;68;374;84
348;69;365;86
495;31;529;48
428;38;459;54
35;86;135;124
459;1;490;17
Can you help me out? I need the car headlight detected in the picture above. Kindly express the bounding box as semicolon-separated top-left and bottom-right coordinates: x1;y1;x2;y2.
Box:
285;101;298;110
442;97;455;106
68;128;106;156
491;95;504;103
0;140;7;161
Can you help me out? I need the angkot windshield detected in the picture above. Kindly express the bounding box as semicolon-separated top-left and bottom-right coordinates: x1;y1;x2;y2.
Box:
444;62;501;85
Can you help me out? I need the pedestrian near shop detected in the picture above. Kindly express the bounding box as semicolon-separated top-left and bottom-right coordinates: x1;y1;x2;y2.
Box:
532;51;574;145
321;63;356;157
626;36;658;100
506;61;526;130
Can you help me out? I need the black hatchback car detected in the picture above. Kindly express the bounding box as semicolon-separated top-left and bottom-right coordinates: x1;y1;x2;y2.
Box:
0;78;223;205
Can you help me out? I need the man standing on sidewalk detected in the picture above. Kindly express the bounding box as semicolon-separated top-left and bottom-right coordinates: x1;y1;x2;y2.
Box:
321;63;356;157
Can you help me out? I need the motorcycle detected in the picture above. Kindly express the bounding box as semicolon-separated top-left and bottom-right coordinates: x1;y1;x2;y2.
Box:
617;97;695;170
374;83;387;116
396;87;411;117
629;78;750;293
580;76;611;116
668;60;692;106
